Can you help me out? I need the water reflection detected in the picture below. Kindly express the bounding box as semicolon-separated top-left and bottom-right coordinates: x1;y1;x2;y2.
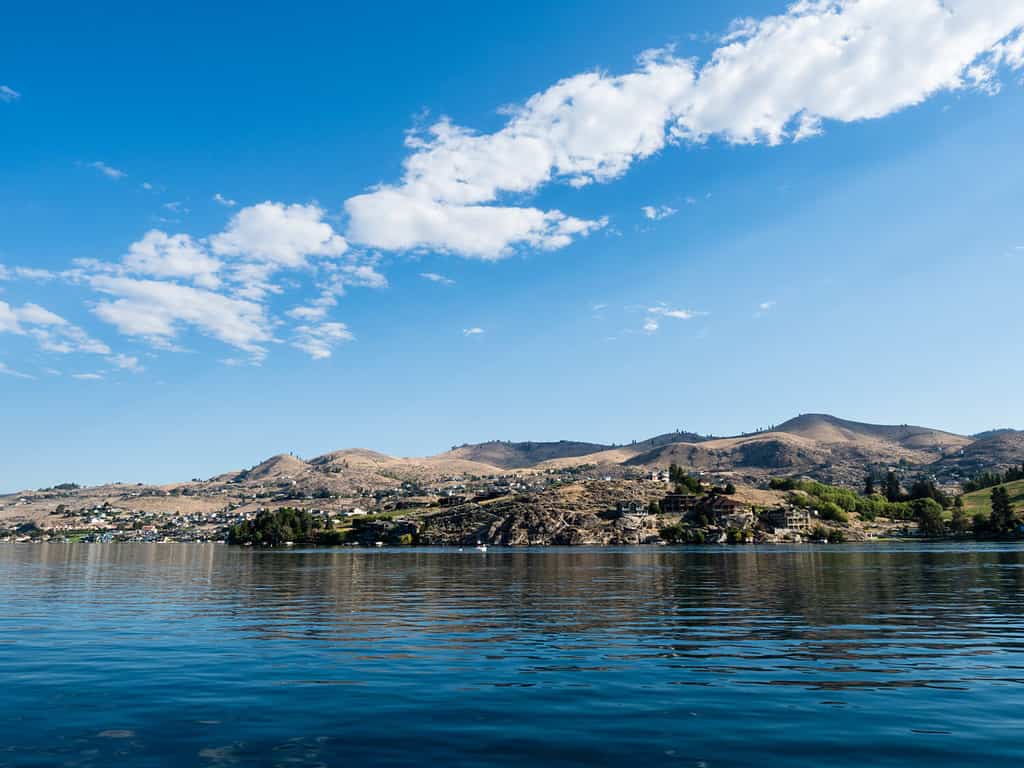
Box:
2;544;1024;767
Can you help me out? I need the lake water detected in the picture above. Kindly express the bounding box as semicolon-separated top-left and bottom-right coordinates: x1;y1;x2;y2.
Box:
1;544;1023;767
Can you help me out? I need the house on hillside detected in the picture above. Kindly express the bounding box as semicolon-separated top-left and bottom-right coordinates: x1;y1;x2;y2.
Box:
764;507;813;531
661;493;700;515
615;500;648;516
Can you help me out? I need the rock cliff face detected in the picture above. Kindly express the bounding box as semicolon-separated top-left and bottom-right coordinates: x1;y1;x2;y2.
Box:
417;503;664;546
416;482;666;546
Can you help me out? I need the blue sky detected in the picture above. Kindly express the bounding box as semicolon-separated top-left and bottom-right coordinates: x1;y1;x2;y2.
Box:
2;0;1024;490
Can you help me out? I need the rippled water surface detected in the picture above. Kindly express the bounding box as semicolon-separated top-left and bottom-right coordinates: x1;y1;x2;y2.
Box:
2;544;1024;767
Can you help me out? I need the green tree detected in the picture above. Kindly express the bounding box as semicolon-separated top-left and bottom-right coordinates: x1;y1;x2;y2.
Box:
914;498;945;537
864;475;875;496
950;505;970;536
990;486;1018;535
885;472;903;503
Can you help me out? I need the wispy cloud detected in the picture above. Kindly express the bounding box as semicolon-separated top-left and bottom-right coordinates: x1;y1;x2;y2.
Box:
108;353;143;372
643;318;659;334
90;277;272;361
292;322;354;359
641;205;677;221
213;193;237;207
754;300;777;318
1;300;112;356
0;362;34;379
420;272;456;285
86;161;127;180
0;85;20;103
72;373;103;381
463;327;485;336
14;267;57;281
648;304;699;320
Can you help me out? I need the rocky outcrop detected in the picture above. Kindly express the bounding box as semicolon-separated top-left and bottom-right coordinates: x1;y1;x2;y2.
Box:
417;482;666;546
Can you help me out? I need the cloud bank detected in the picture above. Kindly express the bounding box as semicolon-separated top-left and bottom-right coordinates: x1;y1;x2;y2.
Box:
344;0;1024;258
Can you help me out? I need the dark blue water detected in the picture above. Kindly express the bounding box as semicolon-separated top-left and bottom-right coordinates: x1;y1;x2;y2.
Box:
2;544;1023;767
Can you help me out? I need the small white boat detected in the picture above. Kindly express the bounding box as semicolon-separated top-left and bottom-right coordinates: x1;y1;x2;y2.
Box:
475;542;488;552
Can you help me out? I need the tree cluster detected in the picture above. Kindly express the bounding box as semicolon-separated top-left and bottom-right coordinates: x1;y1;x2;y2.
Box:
227;508;325;546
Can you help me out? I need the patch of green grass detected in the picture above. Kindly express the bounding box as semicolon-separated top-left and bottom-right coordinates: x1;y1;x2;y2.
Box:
961;479;1024;517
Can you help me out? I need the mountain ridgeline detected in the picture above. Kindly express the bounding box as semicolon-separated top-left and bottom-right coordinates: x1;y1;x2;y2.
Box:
223;414;1021;493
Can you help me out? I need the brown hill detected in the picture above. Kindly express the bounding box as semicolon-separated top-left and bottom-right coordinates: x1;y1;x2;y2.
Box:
934;430;1024;472
435;440;612;469
241;453;310;481
773;414;970;453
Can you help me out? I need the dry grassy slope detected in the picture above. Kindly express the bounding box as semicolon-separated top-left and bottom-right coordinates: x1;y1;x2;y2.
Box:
570;415;976;473
950;431;1024;466
774;414;971;452
311;448;506;479
434;440;612;469
624;433;829;471
537;446;648;469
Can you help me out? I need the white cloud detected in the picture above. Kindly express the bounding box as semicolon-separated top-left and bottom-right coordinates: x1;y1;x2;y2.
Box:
643;318;659;334
13;267;57;281
108;353;143;372
649;305;698;320
211;202;347;269
0;300;111;355
162;201;189;214
90;276;272;359
0;264;9;280
123;230;222;289
141;182;154;191
345;1;1024;258
88;161;126;180
286;305;328;322
754;300;777;318
0;362;33;379
420;272;456;285
345;188;605;260
641;205;677;221
213;193;237;207
462;327;485;336
72;373;103;381
0;301;22;333
0;85;20;103
325;263;388;290
292;322;354;359
17;303;66;326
